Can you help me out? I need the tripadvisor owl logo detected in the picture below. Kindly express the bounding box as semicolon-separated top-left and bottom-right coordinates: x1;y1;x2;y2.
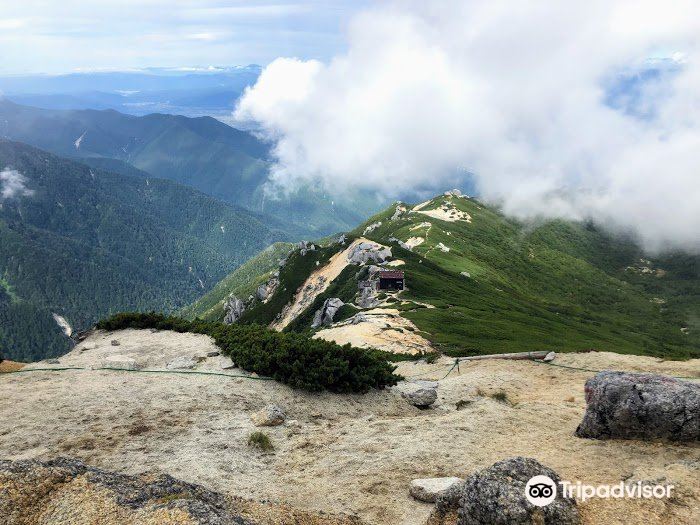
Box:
525;475;557;507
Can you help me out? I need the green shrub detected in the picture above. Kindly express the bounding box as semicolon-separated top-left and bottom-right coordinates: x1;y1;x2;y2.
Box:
248;431;274;452
96;312;402;393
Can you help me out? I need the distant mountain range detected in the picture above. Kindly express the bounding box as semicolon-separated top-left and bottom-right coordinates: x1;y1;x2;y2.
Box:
0;99;377;237
0;66;262;118
0;140;285;361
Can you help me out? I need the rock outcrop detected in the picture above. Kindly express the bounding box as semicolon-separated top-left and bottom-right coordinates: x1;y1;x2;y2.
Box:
256;274;279;303
347;242;391;265
436;457;579;525
0;457;255;525
298;241;317;256
223;295;246;325
312;298;345;328
0;458;362;525
575;371;700;442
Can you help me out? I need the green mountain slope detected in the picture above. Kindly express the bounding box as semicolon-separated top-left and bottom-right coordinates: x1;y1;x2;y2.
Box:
0;140;284;361
181;242;294;321
208;193;699;359
0;99;376;236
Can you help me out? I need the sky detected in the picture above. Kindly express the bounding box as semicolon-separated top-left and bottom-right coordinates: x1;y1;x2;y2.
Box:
233;0;700;253
2;0;699;252
0;0;370;74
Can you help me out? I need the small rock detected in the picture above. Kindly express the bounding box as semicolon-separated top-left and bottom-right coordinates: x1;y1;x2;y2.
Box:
543;351;556;362
166;356;198;370
251;405;286;427
575;371;700;441
409;477;463;503
397;380;438;408
218;356;235;369
110;340;120;346
286;419;302;434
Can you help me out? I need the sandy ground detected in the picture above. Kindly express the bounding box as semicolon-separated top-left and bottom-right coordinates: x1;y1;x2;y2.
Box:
272;238;382;331
1;330;699;525
315;308;433;355
404;237;425;249
414;202;471;223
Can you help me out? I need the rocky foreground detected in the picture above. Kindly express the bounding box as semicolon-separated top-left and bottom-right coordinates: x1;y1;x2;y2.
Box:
1;329;699;524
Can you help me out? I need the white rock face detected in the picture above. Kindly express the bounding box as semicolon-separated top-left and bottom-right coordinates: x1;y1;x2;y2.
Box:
409;477;463;503
251;404;286;427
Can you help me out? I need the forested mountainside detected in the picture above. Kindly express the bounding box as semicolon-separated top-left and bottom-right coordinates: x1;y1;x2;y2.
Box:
0;99;377;236
0;140;284;361
194;192;699;359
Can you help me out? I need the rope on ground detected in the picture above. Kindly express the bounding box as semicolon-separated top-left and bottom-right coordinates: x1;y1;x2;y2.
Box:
441;359;460;380
531;359;700;380
3;366;275;381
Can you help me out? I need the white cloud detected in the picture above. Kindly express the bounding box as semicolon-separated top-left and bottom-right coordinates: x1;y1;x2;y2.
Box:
235;0;700;252
0;169;34;200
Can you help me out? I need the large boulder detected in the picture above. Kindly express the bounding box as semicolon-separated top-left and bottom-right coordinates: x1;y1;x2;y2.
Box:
347;242;392;265
223;295;246;324
457;457;579;525
311;298;345;328
410;477;463;503
575;371;700;442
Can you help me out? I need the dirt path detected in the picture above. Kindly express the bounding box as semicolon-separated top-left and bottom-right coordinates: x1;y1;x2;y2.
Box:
1;330;698;525
271;238;383;331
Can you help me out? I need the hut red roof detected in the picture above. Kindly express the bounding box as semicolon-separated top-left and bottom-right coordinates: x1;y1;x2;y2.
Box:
377;270;404;279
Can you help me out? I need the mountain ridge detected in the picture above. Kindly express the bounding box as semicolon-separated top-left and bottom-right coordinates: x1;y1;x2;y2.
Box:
189;191;699;359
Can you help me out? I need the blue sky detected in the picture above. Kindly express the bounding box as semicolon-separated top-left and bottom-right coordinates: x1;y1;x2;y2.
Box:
0;1;370;74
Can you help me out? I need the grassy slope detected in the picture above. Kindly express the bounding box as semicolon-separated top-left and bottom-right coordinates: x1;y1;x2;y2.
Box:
353;196;699;359
191;194;699;359
181;242;294;321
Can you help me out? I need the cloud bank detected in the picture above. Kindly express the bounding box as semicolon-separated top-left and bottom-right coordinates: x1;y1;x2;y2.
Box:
1;168;34;200
235;0;700;252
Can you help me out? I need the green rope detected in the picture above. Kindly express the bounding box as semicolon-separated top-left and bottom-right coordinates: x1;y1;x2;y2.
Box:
531;359;700;380
3;366;274;381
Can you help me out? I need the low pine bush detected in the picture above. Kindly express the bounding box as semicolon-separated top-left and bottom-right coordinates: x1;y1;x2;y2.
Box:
96;312;402;393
